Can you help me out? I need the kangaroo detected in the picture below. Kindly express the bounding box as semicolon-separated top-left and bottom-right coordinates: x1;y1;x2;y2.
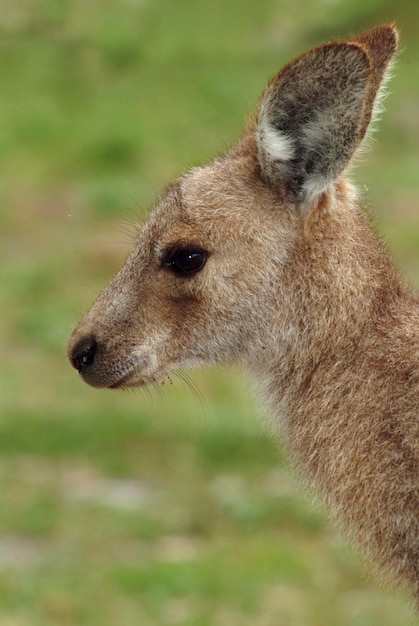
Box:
68;25;419;603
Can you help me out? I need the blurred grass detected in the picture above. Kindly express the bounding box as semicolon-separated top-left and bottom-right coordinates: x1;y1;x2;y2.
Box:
0;0;418;624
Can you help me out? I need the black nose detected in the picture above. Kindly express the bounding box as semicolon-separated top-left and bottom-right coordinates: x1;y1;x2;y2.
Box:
70;335;98;372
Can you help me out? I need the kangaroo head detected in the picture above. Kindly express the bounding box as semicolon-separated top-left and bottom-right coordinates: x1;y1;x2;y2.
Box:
68;162;295;388
68;25;398;390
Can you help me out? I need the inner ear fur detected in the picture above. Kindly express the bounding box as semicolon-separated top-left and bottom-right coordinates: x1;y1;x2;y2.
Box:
256;25;398;208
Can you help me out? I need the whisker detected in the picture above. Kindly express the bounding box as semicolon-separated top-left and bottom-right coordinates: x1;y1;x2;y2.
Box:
122;189;149;221
110;222;139;247
175;370;208;416
153;379;167;402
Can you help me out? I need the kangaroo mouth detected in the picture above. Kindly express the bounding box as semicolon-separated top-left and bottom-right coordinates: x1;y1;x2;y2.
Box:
108;369;151;389
77;365;147;390
102;356;162;390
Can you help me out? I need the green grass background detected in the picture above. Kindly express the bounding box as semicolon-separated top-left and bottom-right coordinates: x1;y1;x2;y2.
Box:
1;1;419;624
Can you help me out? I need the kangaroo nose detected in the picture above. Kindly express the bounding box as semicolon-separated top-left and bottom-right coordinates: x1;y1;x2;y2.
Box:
70;335;98;372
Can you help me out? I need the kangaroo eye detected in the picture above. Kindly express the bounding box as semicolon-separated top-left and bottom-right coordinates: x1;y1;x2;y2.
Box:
163;246;207;276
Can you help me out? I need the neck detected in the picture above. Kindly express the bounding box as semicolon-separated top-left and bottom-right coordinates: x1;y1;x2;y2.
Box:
246;181;419;597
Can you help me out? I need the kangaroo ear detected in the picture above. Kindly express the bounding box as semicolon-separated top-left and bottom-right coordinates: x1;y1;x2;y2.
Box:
256;25;398;207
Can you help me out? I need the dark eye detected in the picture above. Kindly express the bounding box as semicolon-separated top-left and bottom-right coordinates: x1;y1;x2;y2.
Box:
163;246;207;276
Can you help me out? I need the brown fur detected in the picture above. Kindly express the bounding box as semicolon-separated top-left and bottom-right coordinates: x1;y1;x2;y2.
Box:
68;26;419;603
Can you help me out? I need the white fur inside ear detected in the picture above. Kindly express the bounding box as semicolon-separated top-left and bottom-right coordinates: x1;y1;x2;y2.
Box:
258;121;295;162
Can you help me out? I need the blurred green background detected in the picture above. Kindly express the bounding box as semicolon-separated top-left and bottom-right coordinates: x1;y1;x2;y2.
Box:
0;1;418;624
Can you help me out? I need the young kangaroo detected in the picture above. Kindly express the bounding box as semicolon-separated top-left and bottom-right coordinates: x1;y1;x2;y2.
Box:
68;25;419;602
